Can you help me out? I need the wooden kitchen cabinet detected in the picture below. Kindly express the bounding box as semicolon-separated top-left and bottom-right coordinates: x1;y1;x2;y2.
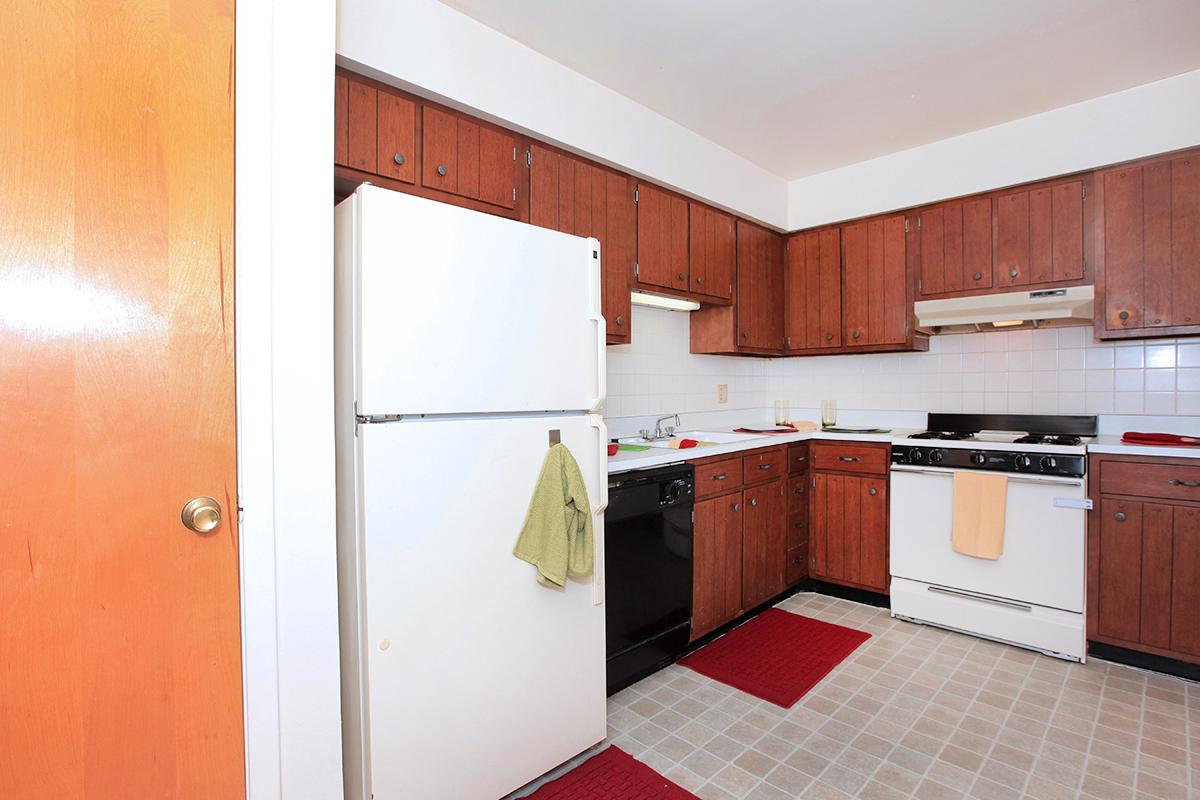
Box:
786;442;810;587
742;477;786;610
784;228;842;351
810;441;889;593
843;214;909;347
688;203;735;303
422;105;517;209
635;183;690;294
1095;148;1200;339
917;197;993;297
376;91;417;184
689;221;784;355
995;177;1086;289
1088;454;1200;664
346;79;378;174
334;75;350;166
528;144;635;344
692;494;744;641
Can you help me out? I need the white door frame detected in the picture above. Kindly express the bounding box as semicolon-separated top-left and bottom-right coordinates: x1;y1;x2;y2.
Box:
235;2;344;797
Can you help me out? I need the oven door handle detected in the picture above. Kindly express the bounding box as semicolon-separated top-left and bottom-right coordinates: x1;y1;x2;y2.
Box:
927;585;1033;612
889;464;1083;487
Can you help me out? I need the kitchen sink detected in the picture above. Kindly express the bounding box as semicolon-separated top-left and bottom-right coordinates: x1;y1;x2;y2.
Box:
618;430;765;448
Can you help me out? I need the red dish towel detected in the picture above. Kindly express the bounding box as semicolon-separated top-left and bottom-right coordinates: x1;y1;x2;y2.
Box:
678;608;870;707
1121;431;1200;446
523;746;699;800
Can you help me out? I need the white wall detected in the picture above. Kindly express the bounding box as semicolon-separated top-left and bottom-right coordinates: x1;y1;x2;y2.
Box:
788;68;1200;230
335;0;788;228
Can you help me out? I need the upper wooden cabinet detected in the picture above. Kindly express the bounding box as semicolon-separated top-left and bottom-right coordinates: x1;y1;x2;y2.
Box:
528;144;635;344
376;92;417;184
917;197;993;297
635;184;690;295
1096;149;1200;339
689;203;735;303
785;228;842;351
995;177;1086;289
736;222;785;351
843;214;909;347
421;106;516;209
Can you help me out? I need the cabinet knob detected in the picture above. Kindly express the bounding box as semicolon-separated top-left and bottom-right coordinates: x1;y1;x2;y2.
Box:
615;315;624;326
1009;267;1019;278
852;331;861;340
1118;310;1130;321
794;487;804;495
677;272;686;281
732;503;740;512
824;332;833;341
393;153;406;166
696;276;704;285
741;331;749;339
868;487;877;496
1114;511;1126;522
437;164;448;177
973;272;983;281
750;498;758;507
793;521;804;529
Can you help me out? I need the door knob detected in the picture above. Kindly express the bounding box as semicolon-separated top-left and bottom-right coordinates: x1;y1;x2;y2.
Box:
181;496;222;533
1114;511;1126;522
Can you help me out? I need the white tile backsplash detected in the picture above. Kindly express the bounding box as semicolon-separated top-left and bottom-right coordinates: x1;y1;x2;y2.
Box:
606;307;1200;428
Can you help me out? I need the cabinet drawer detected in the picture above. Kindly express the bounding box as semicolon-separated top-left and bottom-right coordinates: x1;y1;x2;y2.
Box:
786;544;808;586
695;458;743;499
1101;461;1200;502
788;476;809;514
743;447;786;483
813;443;889;475
787;444;810;475
787;513;807;549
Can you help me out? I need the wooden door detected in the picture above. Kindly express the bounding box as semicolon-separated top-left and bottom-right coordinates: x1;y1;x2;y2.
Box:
636;184;689;293
476;125;516;209
692;495;743;640
997;180;1084;288
1094;499;1145;643
689;203;735;301
918;198;992;296
812;473;842;581
604;173;635;344
785;228;841;350
843;214;907;346
812;474;887;591
1171;505;1200;656
376;91;416;184
422;105;459;194
737;222;785;351
1;2;244;797
858;477;888;591
741;480;785;609
347;78;378;174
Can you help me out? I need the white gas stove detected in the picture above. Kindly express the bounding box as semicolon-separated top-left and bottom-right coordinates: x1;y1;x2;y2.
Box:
889;413;1098;661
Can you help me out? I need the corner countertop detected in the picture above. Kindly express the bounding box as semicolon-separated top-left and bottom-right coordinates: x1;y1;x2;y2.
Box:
607;428;914;475
1086;435;1200;460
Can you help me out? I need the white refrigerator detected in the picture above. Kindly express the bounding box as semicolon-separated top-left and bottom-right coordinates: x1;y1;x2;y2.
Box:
334;186;609;800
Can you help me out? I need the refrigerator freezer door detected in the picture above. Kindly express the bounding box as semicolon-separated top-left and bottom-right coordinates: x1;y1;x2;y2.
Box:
351;186;605;416
357;413;607;800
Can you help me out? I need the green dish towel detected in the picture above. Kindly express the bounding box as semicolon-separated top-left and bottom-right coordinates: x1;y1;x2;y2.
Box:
513;443;594;588
618;443;652;452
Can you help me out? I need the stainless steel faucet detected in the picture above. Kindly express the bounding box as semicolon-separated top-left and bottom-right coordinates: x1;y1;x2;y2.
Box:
640;413;680;441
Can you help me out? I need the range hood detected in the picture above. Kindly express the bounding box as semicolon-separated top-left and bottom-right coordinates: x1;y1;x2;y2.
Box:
914;285;1094;334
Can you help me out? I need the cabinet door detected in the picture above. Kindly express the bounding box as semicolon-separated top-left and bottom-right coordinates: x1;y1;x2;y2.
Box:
997;180;1083;288
741;479;785;609
843;214;906;346
812;473;842;581
692;494;742;640
812;473;887;591
785;228;841;350
604;173;635;343
376;91;416;184
689;204;735;301
737;221;785;351
1102;154;1200;333
421;105;459;194
918;198;992;296
347;79;378;173
334;75;350;166
636;184;689;293
477;125;516;209
1171;505;1200;656
528;144;562;230
859;476;888;592
1094;499;1145;643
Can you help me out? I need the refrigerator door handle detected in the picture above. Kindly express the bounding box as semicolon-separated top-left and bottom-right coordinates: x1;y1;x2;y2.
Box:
587;239;607;412
588;413;608;606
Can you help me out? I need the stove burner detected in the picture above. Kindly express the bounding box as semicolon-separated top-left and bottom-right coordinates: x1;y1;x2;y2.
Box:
910;430;977;440
1013;434;1084;446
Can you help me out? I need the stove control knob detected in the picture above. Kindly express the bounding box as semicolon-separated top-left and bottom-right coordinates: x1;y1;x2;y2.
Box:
1014;454;1032;471
1040;456;1058;472
970;452;986;465
928;449;944;464
908;448;925;463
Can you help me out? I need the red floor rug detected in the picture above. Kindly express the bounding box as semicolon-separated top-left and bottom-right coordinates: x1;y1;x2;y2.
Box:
678;608;871;707
523;746;698;800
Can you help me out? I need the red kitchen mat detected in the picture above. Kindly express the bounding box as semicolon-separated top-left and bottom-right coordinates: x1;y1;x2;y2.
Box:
523;746;698;800
678;608;870;707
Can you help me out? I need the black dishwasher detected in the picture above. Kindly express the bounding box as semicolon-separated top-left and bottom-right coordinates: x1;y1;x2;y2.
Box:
604;463;694;695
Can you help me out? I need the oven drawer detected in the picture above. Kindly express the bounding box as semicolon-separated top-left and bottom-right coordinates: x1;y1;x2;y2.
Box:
694;458;742;499
1100;460;1200;502
813;443;888;475
742;447;786;483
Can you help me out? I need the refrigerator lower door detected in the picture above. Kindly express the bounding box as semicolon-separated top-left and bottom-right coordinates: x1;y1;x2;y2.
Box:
356;413;607;800
348;186;605;416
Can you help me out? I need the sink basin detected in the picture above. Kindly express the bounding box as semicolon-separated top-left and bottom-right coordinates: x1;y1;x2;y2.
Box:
617;430;765;449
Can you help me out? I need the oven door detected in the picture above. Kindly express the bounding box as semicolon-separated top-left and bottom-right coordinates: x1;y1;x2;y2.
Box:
889;465;1086;612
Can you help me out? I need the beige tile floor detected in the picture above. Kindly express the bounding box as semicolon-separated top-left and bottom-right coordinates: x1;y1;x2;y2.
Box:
601;592;1200;800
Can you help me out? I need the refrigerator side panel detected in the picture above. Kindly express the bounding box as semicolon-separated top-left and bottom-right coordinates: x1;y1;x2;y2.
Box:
355;185;604;416
359;415;607;800
334;195;371;800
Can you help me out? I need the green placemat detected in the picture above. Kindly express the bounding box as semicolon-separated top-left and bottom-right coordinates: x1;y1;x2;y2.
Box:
617;443;652;452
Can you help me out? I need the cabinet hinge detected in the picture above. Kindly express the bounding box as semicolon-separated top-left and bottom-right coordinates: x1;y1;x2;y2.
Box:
512;187;517;202
1082;185;1087;200
526;148;532;168
635;262;640;279
1082;258;1088;273
512;146;517;161
786;336;791;348
905;318;910;337
634;188;639;204
904;218;910;233
917;278;922;291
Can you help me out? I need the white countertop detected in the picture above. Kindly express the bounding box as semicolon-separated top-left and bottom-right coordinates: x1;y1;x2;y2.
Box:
606;427;1200;474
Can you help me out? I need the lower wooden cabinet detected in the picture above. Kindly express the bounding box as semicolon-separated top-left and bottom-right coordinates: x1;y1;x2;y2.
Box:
1088;455;1200;663
692;494;744;640
741;478;786;610
810;441;889;593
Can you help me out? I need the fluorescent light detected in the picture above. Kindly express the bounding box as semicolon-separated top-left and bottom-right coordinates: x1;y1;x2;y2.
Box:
991;320;1025;328
630;291;700;312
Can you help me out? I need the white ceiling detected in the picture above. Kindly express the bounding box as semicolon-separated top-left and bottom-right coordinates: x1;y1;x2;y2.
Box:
439;0;1200;179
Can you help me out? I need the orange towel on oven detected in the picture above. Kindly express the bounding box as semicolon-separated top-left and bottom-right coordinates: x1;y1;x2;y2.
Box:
951;472;1008;560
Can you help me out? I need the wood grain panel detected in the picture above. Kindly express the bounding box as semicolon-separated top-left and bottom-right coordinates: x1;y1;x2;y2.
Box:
963;198;993;290
812;443;889;475
528;144;559;229
692;495;743;640
860;478;888;591
1171;155;1200;326
1171;505;1200;656
635;184;688;292
477;125;515;209
818;229;842;347
334;74;349;166
421;105;458;194
1096;499;1143;643
347;79;378;173
997;190;1030;287
455;118;480;200
695;458;742;499
0;1;243;795
1028;187;1054;284
604;172;635;342
1139;503;1174;649
843;221;868;345
843;476;862;585
1143;161;1172;327
1100;460;1200;502
919;206;945;296
1102;166;1144;330
880;214;907;344
942;204;964;293
376;91;416;184
1052;181;1083;281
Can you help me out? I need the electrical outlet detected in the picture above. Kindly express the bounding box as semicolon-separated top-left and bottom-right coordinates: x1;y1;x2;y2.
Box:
717;384;728;404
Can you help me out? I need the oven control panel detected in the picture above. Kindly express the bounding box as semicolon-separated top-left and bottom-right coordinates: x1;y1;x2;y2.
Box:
891;445;1085;478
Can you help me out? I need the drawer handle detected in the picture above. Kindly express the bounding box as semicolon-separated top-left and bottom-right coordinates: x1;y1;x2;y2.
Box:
838;456;861;463
712;473;728;481
793;456;807;463
793;522;804;529
750;498;758;507
1114;512;1127;522
757;463;773;471
792;557;803;565
1168;479;1200;487
794;487;804;495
